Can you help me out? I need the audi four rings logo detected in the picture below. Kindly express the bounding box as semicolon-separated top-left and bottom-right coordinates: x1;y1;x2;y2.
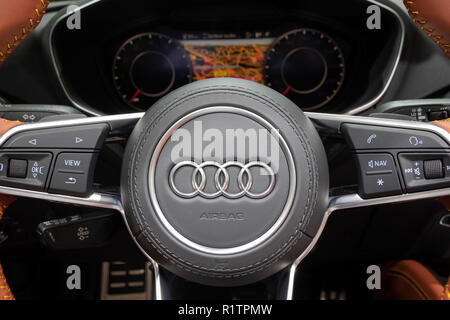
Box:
169;161;276;199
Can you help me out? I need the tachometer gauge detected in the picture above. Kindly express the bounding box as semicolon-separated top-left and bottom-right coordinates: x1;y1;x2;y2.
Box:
112;32;192;110
264;28;345;110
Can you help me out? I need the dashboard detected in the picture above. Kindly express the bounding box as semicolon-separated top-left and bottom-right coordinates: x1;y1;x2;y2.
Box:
111;28;346;111
45;0;408;116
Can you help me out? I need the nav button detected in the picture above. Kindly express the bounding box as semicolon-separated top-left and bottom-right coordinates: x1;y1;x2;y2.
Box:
355;153;401;198
356;153;395;175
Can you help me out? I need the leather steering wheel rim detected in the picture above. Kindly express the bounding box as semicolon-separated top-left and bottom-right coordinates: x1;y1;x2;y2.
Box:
0;0;50;67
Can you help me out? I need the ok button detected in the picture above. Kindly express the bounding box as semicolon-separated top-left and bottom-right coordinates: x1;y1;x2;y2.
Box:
356;153;396;175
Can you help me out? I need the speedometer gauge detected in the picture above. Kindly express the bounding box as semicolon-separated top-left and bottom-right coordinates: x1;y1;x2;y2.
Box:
264;28;345;110
112;33;192;110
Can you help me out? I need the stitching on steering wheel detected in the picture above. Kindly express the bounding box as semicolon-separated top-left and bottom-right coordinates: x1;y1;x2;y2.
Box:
0;0;50;65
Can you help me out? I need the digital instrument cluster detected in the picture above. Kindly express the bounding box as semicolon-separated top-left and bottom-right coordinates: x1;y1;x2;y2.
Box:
112;29;346;111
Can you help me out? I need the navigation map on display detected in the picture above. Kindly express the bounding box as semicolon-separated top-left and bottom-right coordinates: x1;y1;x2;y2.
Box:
183;43;269;84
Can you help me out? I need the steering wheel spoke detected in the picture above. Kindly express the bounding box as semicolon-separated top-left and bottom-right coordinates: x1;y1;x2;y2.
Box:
307;111;450;201
282;111;450;300
0;113;143;212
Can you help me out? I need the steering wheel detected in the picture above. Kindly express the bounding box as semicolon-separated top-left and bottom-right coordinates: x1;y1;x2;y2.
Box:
0;76;449;299
0;0;449;300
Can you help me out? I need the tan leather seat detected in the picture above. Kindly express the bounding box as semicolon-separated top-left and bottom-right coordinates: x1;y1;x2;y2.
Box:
375;260;450;300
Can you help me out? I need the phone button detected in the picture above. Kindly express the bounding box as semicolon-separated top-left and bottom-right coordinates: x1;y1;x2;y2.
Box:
341;123;449;150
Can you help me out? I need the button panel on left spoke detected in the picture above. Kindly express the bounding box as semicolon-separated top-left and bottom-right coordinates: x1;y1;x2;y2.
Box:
0;123;110;197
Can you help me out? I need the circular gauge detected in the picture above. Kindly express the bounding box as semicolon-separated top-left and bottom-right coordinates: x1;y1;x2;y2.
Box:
264;28;345;110
112;32;192;110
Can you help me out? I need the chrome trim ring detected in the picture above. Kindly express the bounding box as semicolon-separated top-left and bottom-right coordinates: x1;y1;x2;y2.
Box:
169;161;204;198
169;160;275;199
241;161;276;199
195;161;228;199
148;106;297;255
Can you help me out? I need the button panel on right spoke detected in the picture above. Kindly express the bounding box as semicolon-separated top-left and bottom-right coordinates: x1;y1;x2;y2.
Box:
342;123;450;199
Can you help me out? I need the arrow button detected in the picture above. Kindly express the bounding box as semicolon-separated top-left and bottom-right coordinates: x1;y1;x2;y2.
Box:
3;124;108;149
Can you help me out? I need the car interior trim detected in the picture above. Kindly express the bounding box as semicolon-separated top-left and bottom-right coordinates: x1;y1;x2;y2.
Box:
48;0;103;116
344;0;406;115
